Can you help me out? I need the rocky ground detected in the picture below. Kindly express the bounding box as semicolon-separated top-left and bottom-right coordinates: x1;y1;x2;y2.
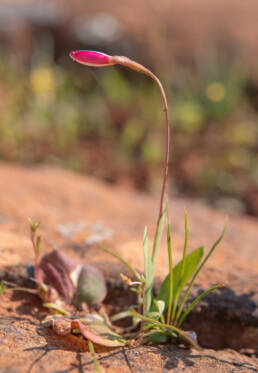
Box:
0;162;257;372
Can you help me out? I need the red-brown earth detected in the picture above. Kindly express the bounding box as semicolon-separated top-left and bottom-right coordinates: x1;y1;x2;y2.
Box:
0;162;257;372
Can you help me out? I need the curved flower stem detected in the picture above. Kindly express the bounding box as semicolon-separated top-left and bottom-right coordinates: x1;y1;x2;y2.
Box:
150;74;170;219
146;72;170;218
70;51;171;221
112;56;170;220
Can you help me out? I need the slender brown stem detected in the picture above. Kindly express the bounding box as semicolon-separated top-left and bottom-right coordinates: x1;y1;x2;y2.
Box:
148;73;170;218
114;56;170;220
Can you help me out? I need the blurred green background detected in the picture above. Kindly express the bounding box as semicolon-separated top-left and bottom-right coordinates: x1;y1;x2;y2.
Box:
1;0;258;215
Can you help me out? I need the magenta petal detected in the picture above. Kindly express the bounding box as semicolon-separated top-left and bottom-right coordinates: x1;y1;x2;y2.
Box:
69;50;111;67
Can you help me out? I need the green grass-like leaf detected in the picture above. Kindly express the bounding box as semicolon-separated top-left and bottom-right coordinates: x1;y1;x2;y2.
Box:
174;220;228;325
177;284;223;327
88;340;103;373
170;209;190;322
43;302;68;315
98;245;141;281
143;226;154;312
166;206;173;324
130;309;201;350
151;211;165;264
110;310;136;322
180;209;189;282
157;247;204;310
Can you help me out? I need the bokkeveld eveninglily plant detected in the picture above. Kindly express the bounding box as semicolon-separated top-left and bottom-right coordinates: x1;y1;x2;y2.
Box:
0;51;226;354
69;50;227;349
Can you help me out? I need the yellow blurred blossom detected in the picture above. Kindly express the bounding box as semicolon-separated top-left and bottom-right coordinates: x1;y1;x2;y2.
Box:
206;82;225;102
30;66;55;95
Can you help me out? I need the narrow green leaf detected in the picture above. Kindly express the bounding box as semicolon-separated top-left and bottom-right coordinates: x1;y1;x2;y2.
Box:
98;245;141;281
157;247;204;309
130;309;201;350
180;209;188;281
151;211;165;264
143;226;154;312
170;209;189;323
177;284;223;327
166;329;178;338
88;340;104;373
143;226;153;287
174;221;227;325
43;302;68;315
110;310;134;322
166;207;173;324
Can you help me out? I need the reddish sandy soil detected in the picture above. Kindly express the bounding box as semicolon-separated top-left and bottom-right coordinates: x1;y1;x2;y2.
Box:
0;162;257;372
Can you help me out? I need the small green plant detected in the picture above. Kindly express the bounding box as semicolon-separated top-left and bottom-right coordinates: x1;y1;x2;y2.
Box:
101;211;225;349
2;218;107;316
70;50;226;349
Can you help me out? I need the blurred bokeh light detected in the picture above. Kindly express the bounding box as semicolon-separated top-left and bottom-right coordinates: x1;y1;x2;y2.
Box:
0;0;258;215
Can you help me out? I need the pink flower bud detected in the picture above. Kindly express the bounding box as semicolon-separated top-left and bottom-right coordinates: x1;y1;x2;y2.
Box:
69;50;113;67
